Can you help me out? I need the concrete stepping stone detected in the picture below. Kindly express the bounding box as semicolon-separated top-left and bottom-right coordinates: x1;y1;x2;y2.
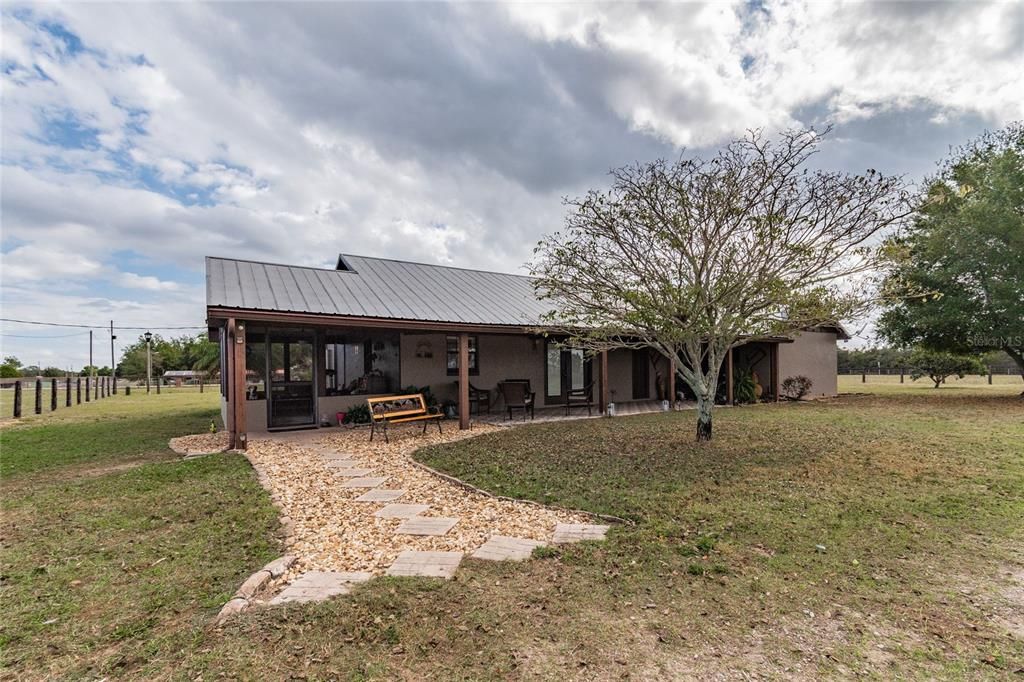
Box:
355;489;406;502
386;550;462;579
374;503;430;519
341;476;388;488
552;523;610;544
332;467;374;477
320;452;360;461
395;516;458;536
268;571;372;605
324;459;362;469
472;535;545;561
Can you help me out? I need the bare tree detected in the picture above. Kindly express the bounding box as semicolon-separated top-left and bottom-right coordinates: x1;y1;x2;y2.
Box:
531;128;911;441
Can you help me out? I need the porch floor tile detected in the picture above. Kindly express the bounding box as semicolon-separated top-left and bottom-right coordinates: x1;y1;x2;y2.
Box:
471;535;545;561
340;476;388;488
354;489;406;502
385;550;463;579
374;503;430;519
395;516;459;536
552;523;610;544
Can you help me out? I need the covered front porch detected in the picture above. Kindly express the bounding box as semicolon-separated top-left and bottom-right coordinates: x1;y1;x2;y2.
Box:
211;311;678;449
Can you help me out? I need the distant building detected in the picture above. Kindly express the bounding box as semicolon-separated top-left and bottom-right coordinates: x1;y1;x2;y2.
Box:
162;370;205;387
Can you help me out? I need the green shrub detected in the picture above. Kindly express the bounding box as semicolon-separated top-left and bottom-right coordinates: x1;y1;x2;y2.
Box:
781;375;813;400
344;403;372;424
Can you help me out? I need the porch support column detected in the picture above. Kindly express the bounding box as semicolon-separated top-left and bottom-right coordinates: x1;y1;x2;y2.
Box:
770;342;780;403
668;357;676;409
599;350;609;415
228;318;247;450
458;332;470;430
725;346;734;405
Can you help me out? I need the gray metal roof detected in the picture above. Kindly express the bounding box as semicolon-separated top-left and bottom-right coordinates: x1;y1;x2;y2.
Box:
205;255;555;327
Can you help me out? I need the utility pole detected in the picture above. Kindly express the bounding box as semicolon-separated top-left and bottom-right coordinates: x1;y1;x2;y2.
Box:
110;320;117;394
145;331;153;393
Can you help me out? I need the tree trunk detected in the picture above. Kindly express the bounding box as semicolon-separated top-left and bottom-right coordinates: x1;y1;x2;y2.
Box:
696;392;713;441
1004;347;1024;396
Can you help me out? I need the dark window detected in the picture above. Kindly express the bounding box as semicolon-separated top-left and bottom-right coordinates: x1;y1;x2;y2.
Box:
325;331;400;395
446;336;479;376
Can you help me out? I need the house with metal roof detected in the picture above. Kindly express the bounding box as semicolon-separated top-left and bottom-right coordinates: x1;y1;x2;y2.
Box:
206;254;848;449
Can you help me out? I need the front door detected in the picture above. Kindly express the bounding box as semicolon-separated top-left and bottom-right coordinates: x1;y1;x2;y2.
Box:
267;330;316;428
632;349;650;399
545;342;591;404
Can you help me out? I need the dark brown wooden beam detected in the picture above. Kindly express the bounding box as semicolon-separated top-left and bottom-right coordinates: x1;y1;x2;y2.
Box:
668;357;676;409
770;342;780;402
207;307;538;335
599;350;609;415
228;318;248;450
726;347;734;405
458;332;470;430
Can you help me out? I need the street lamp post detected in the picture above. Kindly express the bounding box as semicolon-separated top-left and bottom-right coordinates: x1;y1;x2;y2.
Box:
144;331;153;394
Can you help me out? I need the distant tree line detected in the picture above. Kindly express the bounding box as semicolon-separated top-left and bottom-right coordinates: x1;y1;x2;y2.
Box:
838;348;1016;374
0;333;219;381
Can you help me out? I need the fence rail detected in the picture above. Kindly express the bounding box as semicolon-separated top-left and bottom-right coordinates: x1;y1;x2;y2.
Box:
1;378;213;419
840;367;1019;384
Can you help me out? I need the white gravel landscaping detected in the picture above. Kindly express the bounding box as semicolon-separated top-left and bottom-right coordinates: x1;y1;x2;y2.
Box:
239;424;592;583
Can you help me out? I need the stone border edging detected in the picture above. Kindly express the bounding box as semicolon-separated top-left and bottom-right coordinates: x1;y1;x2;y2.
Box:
215;554;297;623
408;455;632;526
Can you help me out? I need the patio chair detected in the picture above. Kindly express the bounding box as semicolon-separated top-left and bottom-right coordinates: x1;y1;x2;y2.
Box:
498;380;534;421
468;382;491;414
565;382;594;416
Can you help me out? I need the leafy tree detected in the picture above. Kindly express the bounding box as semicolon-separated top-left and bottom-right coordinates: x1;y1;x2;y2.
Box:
41;367;66;378
907;349;987;388
532;128;911;440
880;123;1024;387
0;356;22;378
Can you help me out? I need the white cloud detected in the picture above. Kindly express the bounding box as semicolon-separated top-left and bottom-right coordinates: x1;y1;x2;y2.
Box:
0;1;1020;367
116;272;180;291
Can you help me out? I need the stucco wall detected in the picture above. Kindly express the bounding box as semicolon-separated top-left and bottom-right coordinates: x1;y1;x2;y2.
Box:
777;330;839;397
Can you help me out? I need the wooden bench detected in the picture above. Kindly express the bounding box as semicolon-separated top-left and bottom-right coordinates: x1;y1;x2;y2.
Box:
367;393;443;443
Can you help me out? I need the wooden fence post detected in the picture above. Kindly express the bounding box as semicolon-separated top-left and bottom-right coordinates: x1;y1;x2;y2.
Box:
900;367;904;384
66;377;72;407
861;371;866;383
35;379;42;414
94;377;99;400
126;384;131;396
988;367;993;385
76;378;82;404
51;379;57;411
85;377;90;402
112;375;117;395
13;381;22;418
156;378;161;394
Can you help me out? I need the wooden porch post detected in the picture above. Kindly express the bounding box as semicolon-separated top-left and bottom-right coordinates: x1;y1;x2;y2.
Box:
668;357;676;409
458;332;470;430
228;319;248;450
725;347;734;405
599;350;609;415
770;342;780;402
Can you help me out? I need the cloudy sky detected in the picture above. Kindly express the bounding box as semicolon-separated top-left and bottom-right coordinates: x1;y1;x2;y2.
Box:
1;1;1021;368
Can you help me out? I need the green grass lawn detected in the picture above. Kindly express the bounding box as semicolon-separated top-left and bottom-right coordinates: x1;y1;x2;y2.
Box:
0;391;282;679
2;383;1022;679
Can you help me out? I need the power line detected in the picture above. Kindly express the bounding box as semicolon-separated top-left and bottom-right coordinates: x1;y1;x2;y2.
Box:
0;318;206;331
1;331;93;339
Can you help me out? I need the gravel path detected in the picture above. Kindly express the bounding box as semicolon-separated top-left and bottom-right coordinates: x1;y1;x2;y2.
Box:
241;424;590;582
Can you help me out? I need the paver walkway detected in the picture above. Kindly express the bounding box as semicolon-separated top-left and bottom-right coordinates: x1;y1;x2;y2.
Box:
238;429;609;606
374;503;430;519
472;535;545;561
269;571;372;604
396;516;459;536
386;550;463;578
